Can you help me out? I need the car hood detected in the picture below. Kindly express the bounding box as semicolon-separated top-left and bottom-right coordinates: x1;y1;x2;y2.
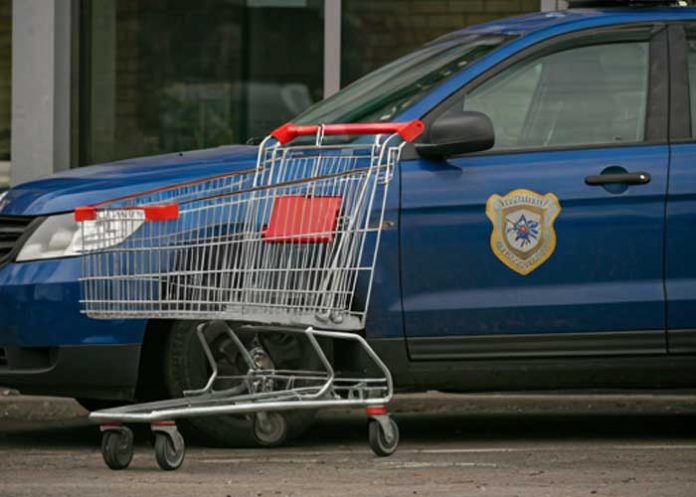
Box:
0;145;259;216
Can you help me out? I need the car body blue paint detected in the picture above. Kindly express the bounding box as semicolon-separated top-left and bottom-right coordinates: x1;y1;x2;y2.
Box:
664;143;696;339
1;146;259;215
400;145;669;337
1;7;695;391
0;257;146;346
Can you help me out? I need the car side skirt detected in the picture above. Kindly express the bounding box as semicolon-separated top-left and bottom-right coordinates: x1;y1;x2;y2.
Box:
407;331;666;360
368;337;696;392
668;329;696;354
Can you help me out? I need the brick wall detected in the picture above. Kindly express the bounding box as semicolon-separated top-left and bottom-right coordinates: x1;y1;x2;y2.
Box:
342;0;538;84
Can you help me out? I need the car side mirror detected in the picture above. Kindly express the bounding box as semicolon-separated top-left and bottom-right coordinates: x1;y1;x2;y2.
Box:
415;111;495;160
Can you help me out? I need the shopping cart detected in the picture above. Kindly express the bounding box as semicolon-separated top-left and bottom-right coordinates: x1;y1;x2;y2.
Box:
74;120;425;470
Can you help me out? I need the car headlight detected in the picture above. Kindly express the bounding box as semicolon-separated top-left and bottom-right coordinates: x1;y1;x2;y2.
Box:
16;212;144;262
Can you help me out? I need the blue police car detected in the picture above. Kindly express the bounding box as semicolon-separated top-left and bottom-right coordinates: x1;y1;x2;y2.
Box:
2;1;696;445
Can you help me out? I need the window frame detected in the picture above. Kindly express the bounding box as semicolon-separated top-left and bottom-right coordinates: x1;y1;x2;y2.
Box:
419;23;669;157
668;24;694;142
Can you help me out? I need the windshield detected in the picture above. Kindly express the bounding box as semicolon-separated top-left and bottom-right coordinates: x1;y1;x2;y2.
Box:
294;34;514;126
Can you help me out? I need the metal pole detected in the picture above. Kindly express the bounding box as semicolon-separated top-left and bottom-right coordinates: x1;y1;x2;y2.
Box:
11;0;73;185
541;0;568;10
323;0;341;98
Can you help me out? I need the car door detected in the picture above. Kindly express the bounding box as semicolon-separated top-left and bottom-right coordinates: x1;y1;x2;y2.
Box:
665;24;696;354
400;24;669;359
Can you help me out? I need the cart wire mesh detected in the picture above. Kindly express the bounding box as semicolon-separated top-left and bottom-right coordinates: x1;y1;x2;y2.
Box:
75;121;424;330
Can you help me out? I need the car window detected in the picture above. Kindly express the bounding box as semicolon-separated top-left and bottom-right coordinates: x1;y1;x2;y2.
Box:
294;34;514;126
449;38;650;151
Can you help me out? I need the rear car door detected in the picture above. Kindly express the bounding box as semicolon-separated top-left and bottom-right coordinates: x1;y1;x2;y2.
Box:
400;25;669;359
665;24;696;353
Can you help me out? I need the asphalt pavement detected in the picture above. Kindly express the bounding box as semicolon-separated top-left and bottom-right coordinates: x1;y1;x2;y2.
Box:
1;392;696;497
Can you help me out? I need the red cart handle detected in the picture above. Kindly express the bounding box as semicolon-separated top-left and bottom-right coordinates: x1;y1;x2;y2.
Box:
270;120;425;145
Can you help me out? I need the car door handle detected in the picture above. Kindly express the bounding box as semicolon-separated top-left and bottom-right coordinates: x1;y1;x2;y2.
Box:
585;172;651;186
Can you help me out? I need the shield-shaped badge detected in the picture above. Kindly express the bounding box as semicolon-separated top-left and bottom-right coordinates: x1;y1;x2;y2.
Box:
485;189;561;276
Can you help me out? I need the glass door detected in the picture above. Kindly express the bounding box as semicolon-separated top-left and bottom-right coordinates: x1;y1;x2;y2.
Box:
79;0;324;165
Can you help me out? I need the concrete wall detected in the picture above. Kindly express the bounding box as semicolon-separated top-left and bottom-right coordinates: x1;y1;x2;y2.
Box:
10;0;72;186
541;0;569;10
0;0;10;187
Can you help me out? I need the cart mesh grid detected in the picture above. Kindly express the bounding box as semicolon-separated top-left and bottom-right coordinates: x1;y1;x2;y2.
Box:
76;127;411;331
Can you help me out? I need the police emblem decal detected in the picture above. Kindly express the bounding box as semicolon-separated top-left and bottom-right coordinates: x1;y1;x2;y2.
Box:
485;189;561;276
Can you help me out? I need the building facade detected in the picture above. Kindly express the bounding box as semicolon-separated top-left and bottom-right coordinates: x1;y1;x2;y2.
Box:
1;0;564;187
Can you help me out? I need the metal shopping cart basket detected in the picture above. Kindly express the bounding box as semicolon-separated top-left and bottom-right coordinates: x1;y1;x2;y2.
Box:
74;120;425;470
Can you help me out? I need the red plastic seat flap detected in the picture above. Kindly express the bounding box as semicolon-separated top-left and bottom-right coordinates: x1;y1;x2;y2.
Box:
263;195;342;243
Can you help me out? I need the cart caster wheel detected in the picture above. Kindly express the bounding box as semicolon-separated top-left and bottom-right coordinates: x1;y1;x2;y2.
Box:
100;426;134;470
368;417;399;457
153;428;185;471
253;412;288;447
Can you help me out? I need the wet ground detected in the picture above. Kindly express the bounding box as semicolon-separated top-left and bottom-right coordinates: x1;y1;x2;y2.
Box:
1;393;696;497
